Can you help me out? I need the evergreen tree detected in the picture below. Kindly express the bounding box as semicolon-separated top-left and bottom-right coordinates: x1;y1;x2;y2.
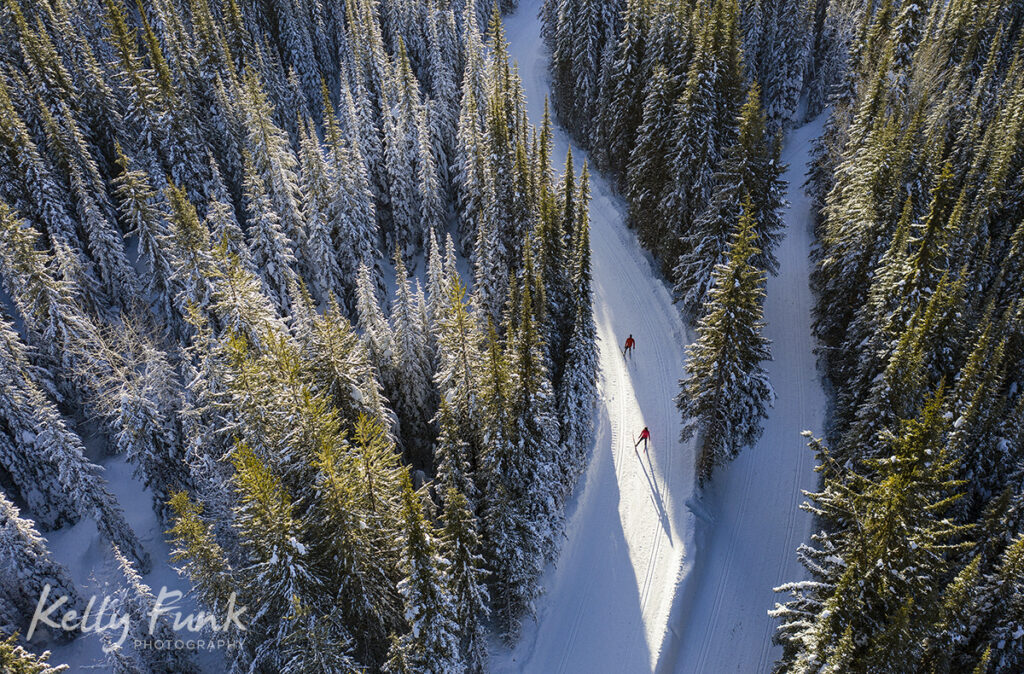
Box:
390;251;436;468
659;20;722;269
297;118;346;309
384;41;423;262
675;83;787;319
626;63;676;257
487;243;560;639
558;168;597;491
678;198;773;483
0;490;82;636
167;492;235;614
243;152;298;314
113;146;177;328
385;473;464;673
441;486;489;672
165;182;219;335
773;394;972;672
111;546;197;673
0;634;67;673
229;441;323;670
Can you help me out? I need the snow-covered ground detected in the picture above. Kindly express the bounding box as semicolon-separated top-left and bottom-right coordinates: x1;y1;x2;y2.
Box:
44;431;220;671
497;1;827;671
664;117;827;674
494;2;699;671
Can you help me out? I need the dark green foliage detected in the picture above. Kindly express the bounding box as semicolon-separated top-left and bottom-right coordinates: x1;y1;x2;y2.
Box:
775;0;1024;670
678;198;772;483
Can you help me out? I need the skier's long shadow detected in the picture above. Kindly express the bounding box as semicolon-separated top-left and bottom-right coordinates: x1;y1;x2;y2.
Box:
636;445;672;541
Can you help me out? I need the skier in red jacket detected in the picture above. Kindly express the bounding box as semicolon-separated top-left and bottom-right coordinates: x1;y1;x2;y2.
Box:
623;334;636;359
635;426;651;451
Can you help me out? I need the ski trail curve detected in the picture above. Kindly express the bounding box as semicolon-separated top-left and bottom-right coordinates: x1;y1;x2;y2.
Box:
491;0;698;671
665;117;828;674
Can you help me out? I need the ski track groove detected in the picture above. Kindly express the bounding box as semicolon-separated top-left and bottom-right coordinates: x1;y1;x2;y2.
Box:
625;230;672;636
556;554;600;674
691;449;757;673
615;330;627;485
759;160;817;669
637;291;672;623
763;300;809;671
618;235;657;668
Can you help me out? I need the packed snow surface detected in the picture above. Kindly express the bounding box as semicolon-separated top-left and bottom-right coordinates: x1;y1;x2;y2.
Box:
497;1;827;671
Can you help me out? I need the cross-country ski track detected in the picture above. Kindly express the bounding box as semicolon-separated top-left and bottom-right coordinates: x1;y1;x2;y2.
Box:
494;2;828;672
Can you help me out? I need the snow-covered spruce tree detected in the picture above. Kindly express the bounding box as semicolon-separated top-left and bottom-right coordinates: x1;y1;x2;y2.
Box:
441;486;489;673
0;315;76;528
944;321;1013;515
0;202;108;404
307;413;404;664
166;492;235;614
454;63;491;256
0;634;67;673
979;534;1024;671
678;198;773;484
592;0;650;177
37;102;137;314
27;381;152;572
533;151;572;380
242;150;298;315
390;251;437;468
385;472;463;673
204;157;251;269
297;297;391;426
91;323;191;517
625;63;678;258
425;230;447;340
164;182;220;337
434;397;474;500
424;2;459;175
416;108;445;253
111;546;197;673
228;441;335;670
320;83;383;311
739;0;812;127
112;145;178;330
546;0;621;136
356;260;397;391
0;490;81;638
384;41;424;263
675;83;787;320
432;275;484;491
0;78;87;274
241;70;307;263
296;118;346;310
772;393;971;672
558;165;598;494
658;17;724;271
486;243;561;640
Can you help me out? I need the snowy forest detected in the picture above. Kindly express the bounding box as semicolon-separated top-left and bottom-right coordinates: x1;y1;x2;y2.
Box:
0;0;597;668
0;0;1022;667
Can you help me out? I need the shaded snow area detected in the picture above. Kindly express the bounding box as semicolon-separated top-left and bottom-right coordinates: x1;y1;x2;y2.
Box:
45;431;222;671
496;1;827;671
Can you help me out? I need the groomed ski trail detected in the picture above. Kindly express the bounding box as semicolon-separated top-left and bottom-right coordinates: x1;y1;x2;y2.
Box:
492;1;698;672
664;117;827;674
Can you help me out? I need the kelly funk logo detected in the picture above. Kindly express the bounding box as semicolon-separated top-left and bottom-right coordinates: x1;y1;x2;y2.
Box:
27;585;247;652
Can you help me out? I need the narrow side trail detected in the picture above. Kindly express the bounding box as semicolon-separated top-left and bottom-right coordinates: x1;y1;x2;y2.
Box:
665;117;827;674
492;0;698;671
